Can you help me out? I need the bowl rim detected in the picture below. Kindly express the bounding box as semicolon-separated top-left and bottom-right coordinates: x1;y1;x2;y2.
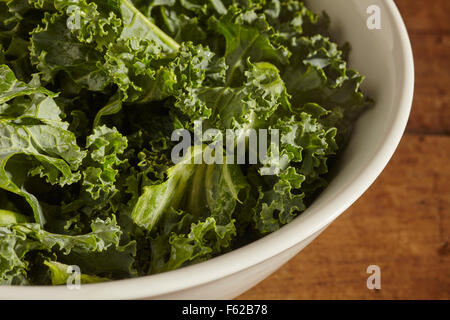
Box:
0;0;414;299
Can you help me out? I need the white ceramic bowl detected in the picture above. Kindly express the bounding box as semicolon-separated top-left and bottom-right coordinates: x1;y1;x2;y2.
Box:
0;0;414;299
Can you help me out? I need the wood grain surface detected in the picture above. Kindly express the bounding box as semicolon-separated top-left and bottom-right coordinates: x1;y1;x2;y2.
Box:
237;0;450;300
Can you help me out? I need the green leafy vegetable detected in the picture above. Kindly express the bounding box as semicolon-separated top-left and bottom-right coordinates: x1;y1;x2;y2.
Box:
0;0;372;285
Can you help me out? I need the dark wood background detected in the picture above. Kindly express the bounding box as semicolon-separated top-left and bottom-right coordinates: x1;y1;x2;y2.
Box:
238;0;450;299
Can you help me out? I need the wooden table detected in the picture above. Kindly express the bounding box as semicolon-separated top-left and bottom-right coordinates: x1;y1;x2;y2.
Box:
238;0;450;300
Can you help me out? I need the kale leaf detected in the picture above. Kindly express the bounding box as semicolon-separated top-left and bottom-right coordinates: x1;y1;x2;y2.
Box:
0;0;372;284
